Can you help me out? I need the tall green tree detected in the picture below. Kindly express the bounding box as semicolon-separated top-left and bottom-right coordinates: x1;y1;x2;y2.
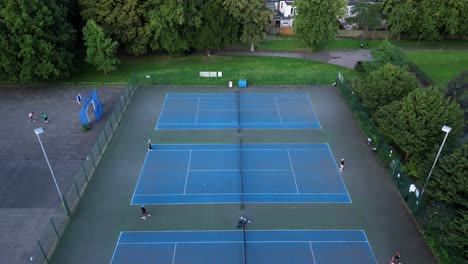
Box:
294;0;346;50
79;0;150;55
364;39;408;72
194;0;238;56
346;0;383;38
427;144;468;207
445;71;468;133
383;0;468;40
375;88;464;165
193;0;239;56
355;64;418;113
0;0;75;83
383;0;418;40
146;0;202;55
223;0;270;52
82;20;120;75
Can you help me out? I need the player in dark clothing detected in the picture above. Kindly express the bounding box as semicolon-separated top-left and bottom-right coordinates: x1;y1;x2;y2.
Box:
237;215;251;228
141;205;150;220
390;251;400;263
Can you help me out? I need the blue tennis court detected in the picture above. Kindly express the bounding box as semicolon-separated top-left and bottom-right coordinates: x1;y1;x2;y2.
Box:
111;230;376;264
131;143;350;204
156;93;321;130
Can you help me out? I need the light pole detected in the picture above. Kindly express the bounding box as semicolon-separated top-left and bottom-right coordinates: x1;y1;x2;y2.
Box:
420;125;452;197
34;127;71;216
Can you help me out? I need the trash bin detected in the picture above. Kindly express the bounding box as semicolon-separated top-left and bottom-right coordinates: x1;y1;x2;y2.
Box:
238;79;247;88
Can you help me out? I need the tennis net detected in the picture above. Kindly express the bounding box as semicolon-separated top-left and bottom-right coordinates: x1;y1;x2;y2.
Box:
236;90;244;210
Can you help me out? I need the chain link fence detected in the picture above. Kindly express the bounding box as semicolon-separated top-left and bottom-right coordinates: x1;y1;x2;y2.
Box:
336;73;423;215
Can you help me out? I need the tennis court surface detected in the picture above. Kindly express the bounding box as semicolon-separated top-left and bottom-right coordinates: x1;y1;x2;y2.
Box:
111;230;376;264
132;143;350;204
156;93;321;130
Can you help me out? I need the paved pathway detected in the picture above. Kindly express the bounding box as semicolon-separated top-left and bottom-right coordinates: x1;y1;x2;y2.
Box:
216;49;373;69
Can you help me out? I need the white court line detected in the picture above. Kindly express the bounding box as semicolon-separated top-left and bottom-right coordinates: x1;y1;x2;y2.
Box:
194;98;200;125
287;149;299;193
109;232;123;264
197;109;278;112
159;122;315;125
152;143;328;146
130;150;152;205
274;96;283;124
154;148;328;152
188;169;292;172
309;242;317;264
167;95;309;99
155;93;169;130
118;241;369;245
121;229;367;234
306;93;322;129
171;242;177;264
362;230;378;263
134;192;348;196
325;143;352;203
183;150;192;194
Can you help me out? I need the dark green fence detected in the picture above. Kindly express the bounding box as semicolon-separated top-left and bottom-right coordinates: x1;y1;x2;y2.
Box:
336;73;423;214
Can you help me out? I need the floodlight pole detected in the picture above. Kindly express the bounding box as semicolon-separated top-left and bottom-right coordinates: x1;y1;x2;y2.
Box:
420;125;452;198
34;128;71;217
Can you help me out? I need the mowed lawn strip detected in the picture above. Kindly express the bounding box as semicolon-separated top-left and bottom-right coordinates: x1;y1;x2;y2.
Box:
405;50;468;88
71;55;359;85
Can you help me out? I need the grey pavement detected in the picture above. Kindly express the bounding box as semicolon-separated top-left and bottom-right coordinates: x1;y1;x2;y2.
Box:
216;49;373;69
0;86;123;263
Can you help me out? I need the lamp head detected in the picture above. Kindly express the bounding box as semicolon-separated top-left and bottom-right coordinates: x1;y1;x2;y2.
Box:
34;127;44;135
441;125;452;133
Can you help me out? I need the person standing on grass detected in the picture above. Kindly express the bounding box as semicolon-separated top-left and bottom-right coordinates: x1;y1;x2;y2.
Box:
339;159;344;172
390;251;401;264
28;112;36;123
141;205;150;220
41;112;48;124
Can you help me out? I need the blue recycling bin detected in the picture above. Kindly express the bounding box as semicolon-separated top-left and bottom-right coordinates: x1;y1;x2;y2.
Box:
238;79;247;88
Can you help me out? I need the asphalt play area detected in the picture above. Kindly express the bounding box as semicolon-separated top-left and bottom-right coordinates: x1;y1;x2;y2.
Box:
50;85;437;264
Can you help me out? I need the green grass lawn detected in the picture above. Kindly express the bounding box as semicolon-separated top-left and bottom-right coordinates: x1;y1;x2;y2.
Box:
404;50;468;88
71;55;359;85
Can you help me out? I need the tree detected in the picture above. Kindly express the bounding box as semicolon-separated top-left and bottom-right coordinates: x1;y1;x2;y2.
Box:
375;87;464;166
383;0;468;41
223;0;270;52
364;39;408;72
146;0;202;55
445;71;468;132
427;144;468;207
193;0;238;56
82;20;120;75
355;64;418;113
79;0;150;55
0;0;75;83
346;0;383;38
294;0;347;50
